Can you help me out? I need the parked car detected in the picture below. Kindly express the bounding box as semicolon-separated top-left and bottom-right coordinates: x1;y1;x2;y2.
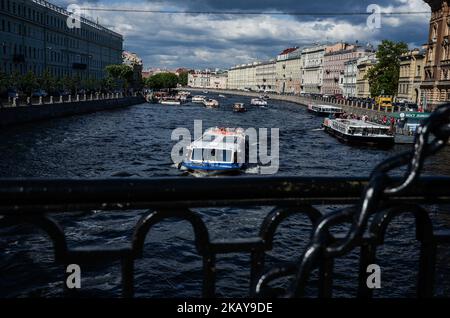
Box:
6;88;19;98
32;89;48;97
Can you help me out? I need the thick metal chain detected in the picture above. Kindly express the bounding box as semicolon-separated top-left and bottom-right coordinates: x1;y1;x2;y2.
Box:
256;104;450;297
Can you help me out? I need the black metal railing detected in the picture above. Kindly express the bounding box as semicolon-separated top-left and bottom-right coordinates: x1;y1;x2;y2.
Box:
0;105;449;298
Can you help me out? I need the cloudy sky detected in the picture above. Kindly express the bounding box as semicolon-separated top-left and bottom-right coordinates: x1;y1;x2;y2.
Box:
53;0;432;69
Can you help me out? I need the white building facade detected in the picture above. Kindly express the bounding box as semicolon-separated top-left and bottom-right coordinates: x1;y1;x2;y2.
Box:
275;47;302;94
227;63;258;90
342;58;359;97
255;60;276;92
188;71;227;89
301;45;327;94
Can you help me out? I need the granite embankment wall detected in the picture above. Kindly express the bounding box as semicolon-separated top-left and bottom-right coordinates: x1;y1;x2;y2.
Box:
0;96;145;128
186;88;393;121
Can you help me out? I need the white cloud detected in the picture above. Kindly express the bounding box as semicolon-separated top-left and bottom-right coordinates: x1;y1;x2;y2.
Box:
58;0;432;68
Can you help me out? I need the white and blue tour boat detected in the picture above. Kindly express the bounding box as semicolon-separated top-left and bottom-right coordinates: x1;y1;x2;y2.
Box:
192;95;206;103
180;128;246;174
203;98;219;108
251;98;268;106
308;104;344;117
323;118;395;147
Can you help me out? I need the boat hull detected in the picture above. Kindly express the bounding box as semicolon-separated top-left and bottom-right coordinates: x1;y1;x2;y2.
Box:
324;125;395;147
181;161;244;174
160;101;181;106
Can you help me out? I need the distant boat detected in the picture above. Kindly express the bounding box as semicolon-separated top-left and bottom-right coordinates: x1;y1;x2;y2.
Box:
308;104;344;117
203;98;219;108
323;118;394;147
251;98;268;106
219;94;227;98
203;90;209;94
192;95;206;103
233;103;246;113
160;98;181;106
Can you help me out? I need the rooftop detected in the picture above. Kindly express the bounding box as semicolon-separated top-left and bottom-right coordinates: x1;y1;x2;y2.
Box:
32;0;122;39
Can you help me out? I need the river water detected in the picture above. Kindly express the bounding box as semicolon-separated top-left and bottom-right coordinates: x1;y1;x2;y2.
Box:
0;93;449;298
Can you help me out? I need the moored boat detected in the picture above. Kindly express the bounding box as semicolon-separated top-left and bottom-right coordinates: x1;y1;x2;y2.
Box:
203;98;219;108
323;118;394;147
233;103;246;113
160;98;182;106
219;94;227;98
192;95;206;103
251;98;268;106
308;104;344;117
180;127;246;174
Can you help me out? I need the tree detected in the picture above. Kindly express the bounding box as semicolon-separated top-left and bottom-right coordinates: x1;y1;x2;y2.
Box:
38;69;56;93
19;71;39;95
365;40;408;97
145;73;179;90
0;71;9;94
105;64;134;89
178;71;189;87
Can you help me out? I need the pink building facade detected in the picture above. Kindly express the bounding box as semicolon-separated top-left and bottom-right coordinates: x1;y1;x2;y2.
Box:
322;43;371;95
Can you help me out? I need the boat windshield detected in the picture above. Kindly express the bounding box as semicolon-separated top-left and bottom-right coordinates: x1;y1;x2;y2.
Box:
192;148;234;163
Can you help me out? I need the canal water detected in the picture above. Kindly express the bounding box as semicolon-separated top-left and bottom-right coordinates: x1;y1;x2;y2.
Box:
0;94;449;297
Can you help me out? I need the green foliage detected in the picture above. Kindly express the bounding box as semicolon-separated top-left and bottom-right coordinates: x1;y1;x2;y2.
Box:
105;64;134;89
81;77;101;91
38;69;57;93
19;71;39;95
177;71;189;86
365;40;408;97
102;77;115;91
0;71;9;93
145;73;179;90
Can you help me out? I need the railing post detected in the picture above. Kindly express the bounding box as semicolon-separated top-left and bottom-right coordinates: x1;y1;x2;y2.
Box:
39;96;43;105
59;96;63;103
49;96;53;104
318;256;334;298
417;240;437;298
357;242;377;299
202;253;216;298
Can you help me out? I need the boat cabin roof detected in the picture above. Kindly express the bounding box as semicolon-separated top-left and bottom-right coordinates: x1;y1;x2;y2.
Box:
189;128;245;151
314;104;343;110
336;119;389;129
